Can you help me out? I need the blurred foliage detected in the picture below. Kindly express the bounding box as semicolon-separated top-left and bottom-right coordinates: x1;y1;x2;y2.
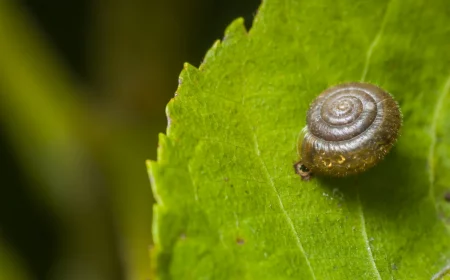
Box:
0;237;30;280
0;0;258;279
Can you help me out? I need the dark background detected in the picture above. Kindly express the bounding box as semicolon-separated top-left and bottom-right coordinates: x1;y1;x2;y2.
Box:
0;0;259;279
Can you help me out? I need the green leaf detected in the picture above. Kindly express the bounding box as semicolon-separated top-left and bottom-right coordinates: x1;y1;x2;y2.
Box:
148;0;450;278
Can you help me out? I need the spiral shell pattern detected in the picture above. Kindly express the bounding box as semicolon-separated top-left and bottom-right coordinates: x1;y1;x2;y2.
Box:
300;82;401;177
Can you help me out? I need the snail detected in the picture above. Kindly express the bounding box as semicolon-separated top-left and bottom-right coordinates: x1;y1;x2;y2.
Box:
294;82;402;180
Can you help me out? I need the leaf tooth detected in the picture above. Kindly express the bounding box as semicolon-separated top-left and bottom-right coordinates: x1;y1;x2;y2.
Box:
165;99;175;133
176;62;200;93
148;228;159;280
168;62;200;128
199;39;222;70
150;205;168;279
182;61;199;73
147;134;174;208
147;159;164;206
223;17;248;45
200;18;249;70
166;88;188;134
157;133;170;162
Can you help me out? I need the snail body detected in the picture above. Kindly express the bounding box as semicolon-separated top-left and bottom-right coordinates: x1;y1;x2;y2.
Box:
296;82;401;180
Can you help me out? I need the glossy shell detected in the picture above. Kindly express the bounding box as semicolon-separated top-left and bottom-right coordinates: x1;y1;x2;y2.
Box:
299;82;402;177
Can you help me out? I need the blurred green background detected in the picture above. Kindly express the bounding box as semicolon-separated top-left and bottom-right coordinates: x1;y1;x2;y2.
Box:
0;0;258;279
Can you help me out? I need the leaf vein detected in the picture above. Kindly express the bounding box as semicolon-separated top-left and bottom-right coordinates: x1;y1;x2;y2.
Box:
245;116;317;280
361;0;393;81
357;192;382;280
428;76;450;203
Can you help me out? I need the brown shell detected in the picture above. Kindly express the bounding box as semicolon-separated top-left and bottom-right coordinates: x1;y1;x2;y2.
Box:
299;82;402;177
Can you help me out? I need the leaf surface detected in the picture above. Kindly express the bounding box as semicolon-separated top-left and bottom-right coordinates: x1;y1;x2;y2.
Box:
149;0;450;278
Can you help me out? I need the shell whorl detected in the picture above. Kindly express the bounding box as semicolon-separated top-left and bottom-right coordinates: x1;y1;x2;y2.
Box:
299;82;402;177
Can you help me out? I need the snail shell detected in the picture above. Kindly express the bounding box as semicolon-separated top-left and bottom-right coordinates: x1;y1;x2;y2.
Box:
296;82;402;179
